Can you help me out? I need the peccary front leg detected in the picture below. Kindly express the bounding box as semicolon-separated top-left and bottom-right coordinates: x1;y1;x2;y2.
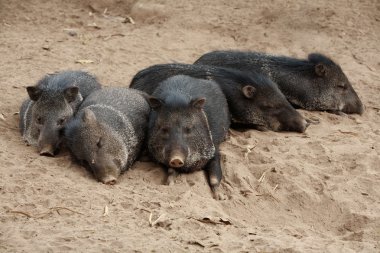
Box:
205;149;224;199
166;167;179;186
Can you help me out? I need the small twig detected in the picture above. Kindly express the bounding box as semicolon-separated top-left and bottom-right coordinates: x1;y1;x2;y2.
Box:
9;210;32;218
102;205;109;217
243;145;256;162
148;212;153;226
255;192;279;202
138;207;151;213
255;170;267;191
258;171;266;183
338;130;358;136
9;206;84;219
149;213;165;227
188;241;205;248
152;214;165;227
49;207;84;215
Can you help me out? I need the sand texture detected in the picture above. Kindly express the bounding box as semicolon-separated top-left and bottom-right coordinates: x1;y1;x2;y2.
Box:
0;0;379;252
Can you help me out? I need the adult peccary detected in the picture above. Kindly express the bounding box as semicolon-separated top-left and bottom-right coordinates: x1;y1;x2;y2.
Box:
130;63;308;133
194;51;364;115
64;87;150;184
139;75;230;197
19;70;101;156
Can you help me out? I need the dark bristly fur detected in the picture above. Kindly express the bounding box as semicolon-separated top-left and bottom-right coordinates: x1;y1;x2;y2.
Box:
19;70;101;156
64;87;150;184
194;50;364;115
134;75;230;195
130;63;307;133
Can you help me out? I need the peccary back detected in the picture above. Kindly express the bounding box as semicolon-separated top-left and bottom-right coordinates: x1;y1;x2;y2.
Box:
130;63;308;133
64;87;150;184
19;70;101;156
195;51;364;115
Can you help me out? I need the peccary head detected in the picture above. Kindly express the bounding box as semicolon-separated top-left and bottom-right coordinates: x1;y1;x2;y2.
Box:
147;93;215;173
226;76;308;133
65;109;128;184
27;85;81;156
307;54;364;114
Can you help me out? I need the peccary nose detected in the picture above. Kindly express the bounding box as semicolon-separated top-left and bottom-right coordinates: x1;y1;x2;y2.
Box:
101;175;117;185
357;102;365;115
342;97;364;115
169;155;185;168
39;145;55;157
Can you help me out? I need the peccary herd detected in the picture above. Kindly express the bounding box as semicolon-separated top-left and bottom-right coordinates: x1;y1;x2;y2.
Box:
19;50;364;198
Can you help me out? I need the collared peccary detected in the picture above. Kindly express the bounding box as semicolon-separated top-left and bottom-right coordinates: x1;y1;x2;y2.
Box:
64;87;150;184
130;63;308;133
194;51;364;115
139;75;230;195
19;70;101;156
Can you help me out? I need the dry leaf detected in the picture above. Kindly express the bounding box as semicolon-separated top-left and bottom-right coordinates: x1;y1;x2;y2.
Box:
122;16;135;24
0;113;5;121
87;23;101;29
195;216;232;225
63;28;78;37
75;59;94;64
188;241;205;248
219;217;232;225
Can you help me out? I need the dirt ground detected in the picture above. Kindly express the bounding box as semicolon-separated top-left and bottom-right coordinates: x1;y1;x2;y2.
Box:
0;0;379;252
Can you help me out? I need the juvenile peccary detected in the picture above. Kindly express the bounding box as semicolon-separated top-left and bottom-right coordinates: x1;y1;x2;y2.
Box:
141;75;230;195
64;88;150;184
19;70;101;156
130;63;308;132
194;51;364;115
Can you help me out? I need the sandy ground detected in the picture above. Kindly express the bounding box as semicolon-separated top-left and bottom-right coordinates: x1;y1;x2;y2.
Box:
0;0;379;252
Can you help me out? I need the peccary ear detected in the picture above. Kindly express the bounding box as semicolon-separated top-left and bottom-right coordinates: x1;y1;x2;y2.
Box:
191;97;206;109
315;63;327;77
82;109;96;124
242;85;256;98
64;86;79;103
27;86;42;101
147;96;163;110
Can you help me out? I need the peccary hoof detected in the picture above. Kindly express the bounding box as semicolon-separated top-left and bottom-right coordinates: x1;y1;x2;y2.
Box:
211;186;227;200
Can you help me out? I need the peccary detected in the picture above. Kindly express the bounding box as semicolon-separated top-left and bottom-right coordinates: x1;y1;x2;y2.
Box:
130;63;308;132
194;51;364;115
64;87;150;184
140;75;230;195
19;70;101;156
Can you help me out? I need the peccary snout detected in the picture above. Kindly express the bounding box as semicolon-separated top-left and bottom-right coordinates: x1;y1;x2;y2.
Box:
341;92;364;115
169;151;186;168
100;175;117;185
283;117;309;133
39;144;55;156
91;157;122;185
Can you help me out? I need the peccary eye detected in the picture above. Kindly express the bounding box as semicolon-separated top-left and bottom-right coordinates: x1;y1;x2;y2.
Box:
161;127;169;134
184;127;192;134
262;104;274;109
97;138;103;148
36;116;43;125
337;83;346;89
57;117;67;126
